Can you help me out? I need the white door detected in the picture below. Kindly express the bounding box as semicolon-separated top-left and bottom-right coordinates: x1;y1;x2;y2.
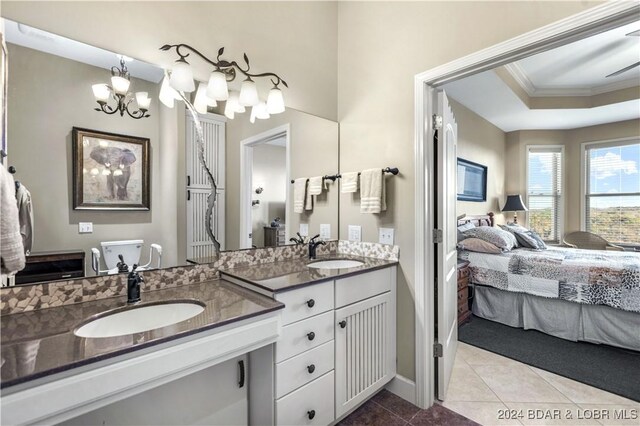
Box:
435;90;458;400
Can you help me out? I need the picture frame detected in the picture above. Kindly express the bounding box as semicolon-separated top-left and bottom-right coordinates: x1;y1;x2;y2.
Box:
457;157;487;202
72;127;150;210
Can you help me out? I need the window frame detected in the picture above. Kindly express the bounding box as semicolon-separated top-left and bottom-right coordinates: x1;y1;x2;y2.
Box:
525;145;565;244
581;137;640;248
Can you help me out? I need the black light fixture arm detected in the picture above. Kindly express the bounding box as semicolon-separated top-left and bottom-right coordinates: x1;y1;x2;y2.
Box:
95;93;149;119
160;44;289;88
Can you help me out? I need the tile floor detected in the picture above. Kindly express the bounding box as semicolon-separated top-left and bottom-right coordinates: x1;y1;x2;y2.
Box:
441;342;639;425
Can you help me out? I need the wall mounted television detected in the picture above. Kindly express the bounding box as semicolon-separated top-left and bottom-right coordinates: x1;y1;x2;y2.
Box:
457;158;487;202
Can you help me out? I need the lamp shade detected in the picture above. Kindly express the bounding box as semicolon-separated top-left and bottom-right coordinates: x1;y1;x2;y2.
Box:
194;82;215;114
169;60;195;93
239;78;259;107
110;76;130;95
207;70;229;101
135;92;151;110
92;84;110;102
159;75;179;108
267;87;285;114
502;194;528;212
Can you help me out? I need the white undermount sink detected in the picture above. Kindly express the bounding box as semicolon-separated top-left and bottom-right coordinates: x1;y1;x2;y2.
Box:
307;259;364;269
75;301;205;338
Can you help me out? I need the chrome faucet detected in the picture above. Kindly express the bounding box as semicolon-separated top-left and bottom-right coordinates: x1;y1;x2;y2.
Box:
308;235;326;260
127;264;143;304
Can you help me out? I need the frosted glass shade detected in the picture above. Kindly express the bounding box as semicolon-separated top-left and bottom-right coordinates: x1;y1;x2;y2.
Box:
159;75;179;108
239;78;259;107
92;84;110;102
224;99;235;120
111;76;130;95
135;92;151;110
169;61;195;93
227;91;245;113
267;87;285;114
207;70;229;101
194;82;216;114
250;102;269;124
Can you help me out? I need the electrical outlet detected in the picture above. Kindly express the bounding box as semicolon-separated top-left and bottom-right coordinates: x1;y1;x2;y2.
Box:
299;223;309;237
379;227;395;245
348;225;362;242
78;222;93;234
320;224;331;240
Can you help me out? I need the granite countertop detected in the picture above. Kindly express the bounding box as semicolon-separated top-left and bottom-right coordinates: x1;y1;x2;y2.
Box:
0;280;283;389
220;254;398;293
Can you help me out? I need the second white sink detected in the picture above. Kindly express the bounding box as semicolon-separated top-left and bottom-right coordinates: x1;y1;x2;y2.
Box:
308;260;364;270
75;301;205;338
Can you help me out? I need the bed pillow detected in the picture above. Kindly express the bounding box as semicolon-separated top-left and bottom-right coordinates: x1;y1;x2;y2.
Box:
457;222;475;242
499;224;547;250
499;223;529;247
458;238;502;254
462;226;517;251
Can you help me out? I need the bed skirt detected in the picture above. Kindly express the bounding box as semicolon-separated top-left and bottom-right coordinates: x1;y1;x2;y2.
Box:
471;284;640;352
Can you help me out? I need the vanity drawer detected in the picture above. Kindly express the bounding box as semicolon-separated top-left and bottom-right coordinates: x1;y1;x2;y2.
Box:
335;268;392;308
276;340;334;398
276;371;334;426
276;310;334;363
276;281;334;325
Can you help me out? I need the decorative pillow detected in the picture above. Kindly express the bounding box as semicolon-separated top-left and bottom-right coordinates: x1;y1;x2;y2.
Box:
457;222;475;242
499;223;546;250
462;226;517;251
458;238;503;254
499;223;529;247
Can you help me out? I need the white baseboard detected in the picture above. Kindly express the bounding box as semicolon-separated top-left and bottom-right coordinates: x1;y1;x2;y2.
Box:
385;374;416;405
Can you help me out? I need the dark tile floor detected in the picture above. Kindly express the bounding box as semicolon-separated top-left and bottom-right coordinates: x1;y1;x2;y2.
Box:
337;389;479;426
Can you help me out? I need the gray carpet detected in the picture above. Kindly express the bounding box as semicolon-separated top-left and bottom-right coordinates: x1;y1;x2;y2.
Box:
458;316;640;402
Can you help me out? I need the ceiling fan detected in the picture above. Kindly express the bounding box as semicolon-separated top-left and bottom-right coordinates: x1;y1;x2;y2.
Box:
606;29;640;78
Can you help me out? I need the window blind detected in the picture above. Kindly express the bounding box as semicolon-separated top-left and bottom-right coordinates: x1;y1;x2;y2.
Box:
585;140;640;245
527;147;562;243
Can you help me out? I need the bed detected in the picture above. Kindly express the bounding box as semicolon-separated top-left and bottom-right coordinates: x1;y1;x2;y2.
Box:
457;213;640;351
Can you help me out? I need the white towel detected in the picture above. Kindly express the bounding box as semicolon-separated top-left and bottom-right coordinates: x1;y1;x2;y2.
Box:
293;178;308;213
16;184;34;255
308;176;323;196
341;172;359;193
0;164;25;273
360;168;386;214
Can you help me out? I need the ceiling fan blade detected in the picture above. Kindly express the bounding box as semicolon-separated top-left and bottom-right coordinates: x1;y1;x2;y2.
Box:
606;61;640;78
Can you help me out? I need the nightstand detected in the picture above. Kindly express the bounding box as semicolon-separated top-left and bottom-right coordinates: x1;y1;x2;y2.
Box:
457;260;471;325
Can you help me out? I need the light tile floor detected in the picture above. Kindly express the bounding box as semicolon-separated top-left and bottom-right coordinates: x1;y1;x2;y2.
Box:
442;342;639;426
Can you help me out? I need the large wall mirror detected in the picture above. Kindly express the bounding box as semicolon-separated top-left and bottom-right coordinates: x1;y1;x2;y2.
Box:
3;19;339;286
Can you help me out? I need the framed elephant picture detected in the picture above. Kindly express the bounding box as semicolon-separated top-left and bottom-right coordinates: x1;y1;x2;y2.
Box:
72;128;150;210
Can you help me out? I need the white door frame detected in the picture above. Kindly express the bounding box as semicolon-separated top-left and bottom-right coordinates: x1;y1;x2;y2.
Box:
413;2;639;409
240;124;291;249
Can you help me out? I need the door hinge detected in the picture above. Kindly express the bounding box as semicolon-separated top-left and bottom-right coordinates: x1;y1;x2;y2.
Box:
434;343;443;358
432;114;443;130
433;229;443;244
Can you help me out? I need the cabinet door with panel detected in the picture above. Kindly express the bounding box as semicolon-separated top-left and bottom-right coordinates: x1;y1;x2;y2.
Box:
334;292;396;419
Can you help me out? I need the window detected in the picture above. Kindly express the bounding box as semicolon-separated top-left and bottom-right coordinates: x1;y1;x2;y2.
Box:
527;147;563;243
584;140;640;245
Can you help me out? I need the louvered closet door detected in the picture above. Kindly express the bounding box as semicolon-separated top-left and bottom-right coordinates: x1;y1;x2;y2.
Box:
335;292;395;418
186;112;226;256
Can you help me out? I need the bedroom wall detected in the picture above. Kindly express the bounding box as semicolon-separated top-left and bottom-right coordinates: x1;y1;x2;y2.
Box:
505;119;640;236
450;99;507;224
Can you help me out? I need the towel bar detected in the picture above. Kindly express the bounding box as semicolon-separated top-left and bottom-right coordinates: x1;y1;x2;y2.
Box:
290;167;399;183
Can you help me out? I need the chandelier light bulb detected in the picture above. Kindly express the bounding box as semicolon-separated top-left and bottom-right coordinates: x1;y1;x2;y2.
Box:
111;76;130;95
267;86;285;114
239;78;260;107
92;84;110;102
207;70;229;101
194;82;215;114
135;92;151;110
169;60;196;93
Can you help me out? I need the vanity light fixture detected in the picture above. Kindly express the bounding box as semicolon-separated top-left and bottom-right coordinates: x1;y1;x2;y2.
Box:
92;56;151;119
160;43;288;121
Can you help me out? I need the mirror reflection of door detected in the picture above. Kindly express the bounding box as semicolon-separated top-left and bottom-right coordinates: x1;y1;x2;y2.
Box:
249;136;287;249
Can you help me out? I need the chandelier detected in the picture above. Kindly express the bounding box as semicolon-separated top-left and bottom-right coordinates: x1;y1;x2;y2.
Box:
159;44;287;122
91;56;152;120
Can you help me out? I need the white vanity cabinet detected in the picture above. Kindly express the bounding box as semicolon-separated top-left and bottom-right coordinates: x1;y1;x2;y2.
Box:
249;266;396;426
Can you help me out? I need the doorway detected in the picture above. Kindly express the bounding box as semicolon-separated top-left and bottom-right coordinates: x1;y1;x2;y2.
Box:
240;124;291;249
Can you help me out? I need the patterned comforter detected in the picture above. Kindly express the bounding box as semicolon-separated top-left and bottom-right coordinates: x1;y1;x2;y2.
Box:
459;247;640;313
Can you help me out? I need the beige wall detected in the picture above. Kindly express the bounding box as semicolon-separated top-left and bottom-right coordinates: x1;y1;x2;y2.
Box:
451;100;507;224
7;43;180;270
337;1;602;380
1;1;338;121
225;110;339;251
505;119;640;236
252;144;287;248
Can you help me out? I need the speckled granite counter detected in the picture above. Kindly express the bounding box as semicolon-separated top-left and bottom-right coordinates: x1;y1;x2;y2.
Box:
0;280;283;389
220;254;398;293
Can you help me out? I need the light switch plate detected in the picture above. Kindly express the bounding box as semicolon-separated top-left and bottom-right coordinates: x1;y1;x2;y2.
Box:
379;227;394;245
79;222;93;234
299;223;309;237
348;225;362;242
320;224;331;240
